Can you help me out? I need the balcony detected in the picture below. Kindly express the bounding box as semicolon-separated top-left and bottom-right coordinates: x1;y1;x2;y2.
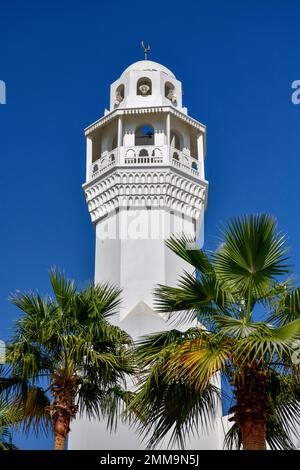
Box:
91;149;117;179
90;146;200;180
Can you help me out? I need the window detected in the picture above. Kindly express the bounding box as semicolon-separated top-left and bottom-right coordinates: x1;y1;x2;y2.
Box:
192;162;198;171
173;152;179;161
135;124;154;146
165;82;177;105
137;77;152;96
115;84;124;103
165;82;174;99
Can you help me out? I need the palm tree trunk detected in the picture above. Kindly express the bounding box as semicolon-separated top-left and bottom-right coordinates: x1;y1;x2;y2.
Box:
229;367;271;451
53;416;70;450
239;418;266;450
49;371;78;451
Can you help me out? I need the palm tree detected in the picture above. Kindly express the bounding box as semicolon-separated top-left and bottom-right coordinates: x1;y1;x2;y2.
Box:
134;214;300;450
6;270;135;450
0;398;20;450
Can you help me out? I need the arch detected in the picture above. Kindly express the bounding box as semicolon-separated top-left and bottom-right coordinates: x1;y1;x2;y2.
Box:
139;148;149;157
92;164;99;173
170;130;183;151
101;156;107;167
125;149;136;158
165;82;176;103
192;161;198;171
115;84;124;107
152;148;162;157
135;124;154;146
173;151;179;161
137;77;152;96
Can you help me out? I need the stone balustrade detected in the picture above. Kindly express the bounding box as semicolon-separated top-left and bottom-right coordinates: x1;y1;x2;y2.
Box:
91;146;200;180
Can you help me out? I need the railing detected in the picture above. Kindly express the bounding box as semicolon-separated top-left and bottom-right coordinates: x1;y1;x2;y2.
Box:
90;146;200;180
91;149;117;179
170;148;200;177
123;145;164;165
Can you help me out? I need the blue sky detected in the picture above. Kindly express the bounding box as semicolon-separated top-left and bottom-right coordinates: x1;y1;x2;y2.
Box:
0;0;300;449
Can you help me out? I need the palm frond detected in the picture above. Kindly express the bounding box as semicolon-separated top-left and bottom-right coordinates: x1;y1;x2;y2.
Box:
213;214;290;301
165;235;213;274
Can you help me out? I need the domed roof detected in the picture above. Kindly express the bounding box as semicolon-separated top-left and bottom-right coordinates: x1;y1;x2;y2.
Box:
121;60;175;79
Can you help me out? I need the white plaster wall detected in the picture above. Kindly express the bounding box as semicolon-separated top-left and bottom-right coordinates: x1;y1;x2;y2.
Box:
69;203;225;450
95;209;198;318
110;63;183;111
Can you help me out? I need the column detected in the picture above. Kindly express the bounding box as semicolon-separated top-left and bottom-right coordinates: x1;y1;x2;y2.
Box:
166;113;170;164
86;137;93;181
197;132;205;179
117;115;123;163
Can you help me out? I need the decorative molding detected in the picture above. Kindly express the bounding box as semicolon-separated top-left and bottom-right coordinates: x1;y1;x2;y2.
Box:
83;169;208;225
84;106;206;136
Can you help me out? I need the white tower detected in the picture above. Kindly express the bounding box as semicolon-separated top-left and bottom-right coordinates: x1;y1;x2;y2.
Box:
69;57;226;449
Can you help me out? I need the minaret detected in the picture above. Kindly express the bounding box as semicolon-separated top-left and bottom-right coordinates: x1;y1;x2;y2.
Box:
69;55;225;449
84;58;207;329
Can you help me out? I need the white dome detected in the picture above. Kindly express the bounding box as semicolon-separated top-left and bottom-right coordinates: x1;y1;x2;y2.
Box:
121;60;175;79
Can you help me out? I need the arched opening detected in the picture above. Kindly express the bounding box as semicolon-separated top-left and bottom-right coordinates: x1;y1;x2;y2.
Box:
165;82;176;103
170;131;182;150
110;154;115;163
173;152;179;161
139;149;149;156
137;77;152;96
135;124;154;146
192;161;198;171
138;148;149;163
115;84;124;104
